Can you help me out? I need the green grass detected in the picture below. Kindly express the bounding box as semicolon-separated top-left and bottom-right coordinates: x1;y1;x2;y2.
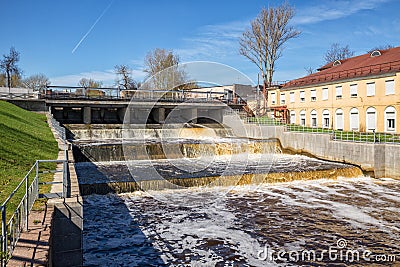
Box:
333;131;400;143
247;116;284;125
286;124;333;134
0;100;58;207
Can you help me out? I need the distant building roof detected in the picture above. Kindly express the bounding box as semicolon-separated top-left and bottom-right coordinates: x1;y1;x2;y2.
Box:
282;46;400;89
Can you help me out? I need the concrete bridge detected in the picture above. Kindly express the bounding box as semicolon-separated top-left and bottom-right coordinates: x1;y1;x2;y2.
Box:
3;86;246;124
48;98;228;124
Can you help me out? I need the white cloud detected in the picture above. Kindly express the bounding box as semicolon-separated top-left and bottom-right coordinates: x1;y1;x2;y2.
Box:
176;20;248;61
294;0;391;25
50;69;146;87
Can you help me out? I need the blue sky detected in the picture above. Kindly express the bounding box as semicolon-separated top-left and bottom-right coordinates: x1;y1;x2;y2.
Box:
1;0;400;87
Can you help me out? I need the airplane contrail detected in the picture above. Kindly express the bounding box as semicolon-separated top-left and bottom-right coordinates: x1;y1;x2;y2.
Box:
72;0;114;54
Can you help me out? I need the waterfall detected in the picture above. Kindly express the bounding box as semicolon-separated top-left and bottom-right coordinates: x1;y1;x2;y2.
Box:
68;124;364;195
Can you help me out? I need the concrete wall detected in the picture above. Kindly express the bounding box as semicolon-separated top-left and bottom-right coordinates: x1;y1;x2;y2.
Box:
46;114;83;266
7;99;47;111
48;198;83;267
235;122;400;179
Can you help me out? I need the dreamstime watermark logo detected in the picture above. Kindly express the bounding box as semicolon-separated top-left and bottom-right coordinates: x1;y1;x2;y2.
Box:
257;238;397;264
121;61;276;205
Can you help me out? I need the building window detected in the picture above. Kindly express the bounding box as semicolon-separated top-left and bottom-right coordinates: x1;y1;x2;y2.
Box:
300;91;305;102
311;110;317;127
300;110;306;126
367;82;375;96
349;108;359;131
280;93;286;104
271;92;276;104
366;107;377;132
290;111;296;124
350;84;358;97
385;80;395;95
335;86;342;99
335;109;344;130
310;89;316;101
322;109;330;128
370;50;381;57
290;92;295;103
322;88;328;100
384;106;396;132
388;119;395;130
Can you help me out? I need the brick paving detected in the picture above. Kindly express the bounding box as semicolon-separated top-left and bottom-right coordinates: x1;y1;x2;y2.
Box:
7;205;53;267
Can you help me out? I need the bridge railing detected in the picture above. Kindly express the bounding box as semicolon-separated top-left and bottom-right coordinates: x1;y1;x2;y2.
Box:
0;92;38;100
43;86;226;102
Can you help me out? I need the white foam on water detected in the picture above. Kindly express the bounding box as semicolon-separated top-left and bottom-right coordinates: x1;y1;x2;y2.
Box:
122;192;273;266
83;173;400;266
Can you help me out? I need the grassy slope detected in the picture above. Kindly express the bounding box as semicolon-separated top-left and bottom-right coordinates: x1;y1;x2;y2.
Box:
0;101;58;204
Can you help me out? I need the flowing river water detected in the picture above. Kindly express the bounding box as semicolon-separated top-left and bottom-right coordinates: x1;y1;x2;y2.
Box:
69;125;400;266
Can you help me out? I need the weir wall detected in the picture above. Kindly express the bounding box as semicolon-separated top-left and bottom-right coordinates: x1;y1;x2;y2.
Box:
234;122;400;179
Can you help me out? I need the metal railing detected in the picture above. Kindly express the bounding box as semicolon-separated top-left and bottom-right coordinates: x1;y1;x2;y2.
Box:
332;130;400;144
285;124;334;134
0;92;37;99
245;116;285;125
48;111;69;198
43;86;227;103
48;108;67;141
0;159;68;266
241;117;400;145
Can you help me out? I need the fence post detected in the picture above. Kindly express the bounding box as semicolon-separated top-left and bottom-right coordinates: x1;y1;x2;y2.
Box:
1;205;7;266
63;159;68;198
25;172;29;232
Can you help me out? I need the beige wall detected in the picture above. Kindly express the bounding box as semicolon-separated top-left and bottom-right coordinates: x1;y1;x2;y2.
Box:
268;72;400;133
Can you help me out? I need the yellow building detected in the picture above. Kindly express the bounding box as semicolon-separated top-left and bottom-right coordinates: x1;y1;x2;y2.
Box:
268;47;400;133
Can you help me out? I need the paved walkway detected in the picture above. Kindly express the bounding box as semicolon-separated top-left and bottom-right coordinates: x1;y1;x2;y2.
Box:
7;206;53;267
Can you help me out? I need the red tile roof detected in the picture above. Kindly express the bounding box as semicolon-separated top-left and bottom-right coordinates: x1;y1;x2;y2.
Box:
282;46;400;89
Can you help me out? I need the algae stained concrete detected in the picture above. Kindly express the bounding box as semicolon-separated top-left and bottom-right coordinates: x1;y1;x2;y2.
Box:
230;120;400;179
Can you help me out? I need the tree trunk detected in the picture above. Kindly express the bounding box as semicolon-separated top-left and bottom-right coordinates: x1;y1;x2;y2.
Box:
6;69;11;93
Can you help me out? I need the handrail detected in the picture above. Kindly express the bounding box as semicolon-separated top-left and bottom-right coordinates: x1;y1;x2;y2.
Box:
243;116;400;145
43;85;228;102
0;159;68;266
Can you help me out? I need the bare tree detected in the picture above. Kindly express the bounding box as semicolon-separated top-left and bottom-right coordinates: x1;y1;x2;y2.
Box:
304;67;315;75
239;2;300;113
0;47;21;92
114;65;137;90
23;73;50;91
144;48;179;76
143;48;196;90
78;77;103;88
367;44;394;53
324;43;354;64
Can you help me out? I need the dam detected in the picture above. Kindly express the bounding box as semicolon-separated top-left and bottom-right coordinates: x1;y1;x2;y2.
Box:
69;124;362;194
62;122;400;266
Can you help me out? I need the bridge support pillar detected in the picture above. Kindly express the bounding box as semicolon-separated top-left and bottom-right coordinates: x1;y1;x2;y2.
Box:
118;107;127;123
182;108;197;123
128;108;152;124
153;108;165;123
208;109;223;123
83;107;91;124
